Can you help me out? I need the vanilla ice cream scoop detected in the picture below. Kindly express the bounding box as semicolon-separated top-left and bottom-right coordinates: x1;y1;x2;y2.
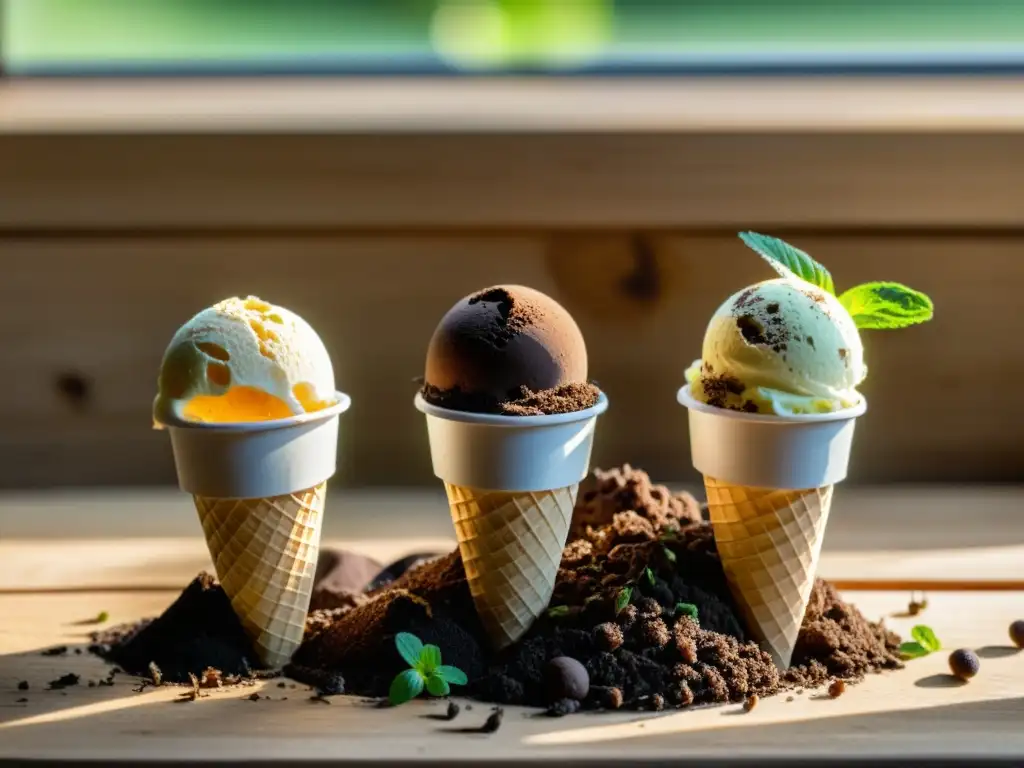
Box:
153;296;335;425
686;278;865;415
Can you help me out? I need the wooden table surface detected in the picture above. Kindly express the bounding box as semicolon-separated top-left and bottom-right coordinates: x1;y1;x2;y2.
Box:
1;487;1022;765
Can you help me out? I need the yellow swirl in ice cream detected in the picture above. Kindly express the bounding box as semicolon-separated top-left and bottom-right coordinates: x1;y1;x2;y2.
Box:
153;296;335;425
685;278;866;415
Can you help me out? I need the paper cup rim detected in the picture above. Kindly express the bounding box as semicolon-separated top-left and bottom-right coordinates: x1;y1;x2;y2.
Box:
676;384;866;423
155;390;351;432
414;389;608;426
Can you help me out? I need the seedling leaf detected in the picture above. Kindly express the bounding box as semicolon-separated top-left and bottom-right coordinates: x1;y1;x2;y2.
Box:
395;632;424;668
675;603;699;620
911;625;941;653
615;587;632;615
436;665;468;686
899;641;929;660
426;674;450;697
388;669;424;705
419;644;442;676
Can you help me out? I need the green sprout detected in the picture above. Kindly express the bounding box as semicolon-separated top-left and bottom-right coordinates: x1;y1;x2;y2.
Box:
739;232;934;330
546;605;571;619
388;632;468;705
899;625;942;660
643;567;656;587
662;547;677;564
615;586;633;615
675;603;699;622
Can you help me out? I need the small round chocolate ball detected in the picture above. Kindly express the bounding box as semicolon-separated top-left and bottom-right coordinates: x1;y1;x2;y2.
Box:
1009;619;1024;649
948;648;980;681
543;656;589;703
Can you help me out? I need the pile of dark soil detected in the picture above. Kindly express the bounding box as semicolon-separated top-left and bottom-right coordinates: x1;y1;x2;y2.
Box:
94;465;903;709
294;465;903;709
91;573;260;684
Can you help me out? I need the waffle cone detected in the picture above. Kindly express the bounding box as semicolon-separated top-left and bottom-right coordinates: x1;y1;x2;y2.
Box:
704;477;833;669
445;483;577;649
194;483;326;669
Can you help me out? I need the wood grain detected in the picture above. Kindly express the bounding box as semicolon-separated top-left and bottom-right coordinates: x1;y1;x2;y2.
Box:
2;487;1023;592
0;234;1018;487
5;132;1024;230
0;589;1021;763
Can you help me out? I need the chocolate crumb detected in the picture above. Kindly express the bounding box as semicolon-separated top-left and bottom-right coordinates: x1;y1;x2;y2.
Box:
445;701;460;720
743;695;758;712
766;303;780;314
41;646;68;657
15;698;28;703
248;692;261;701
737;315;767;345
828;679;846;698
499;382;600;417
16;681;28;691
786;695;794;702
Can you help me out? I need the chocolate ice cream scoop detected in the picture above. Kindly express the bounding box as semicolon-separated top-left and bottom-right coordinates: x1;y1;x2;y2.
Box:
422;285;590;414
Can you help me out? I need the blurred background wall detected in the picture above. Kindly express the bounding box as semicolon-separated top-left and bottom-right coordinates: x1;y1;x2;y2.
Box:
1;0;1022;489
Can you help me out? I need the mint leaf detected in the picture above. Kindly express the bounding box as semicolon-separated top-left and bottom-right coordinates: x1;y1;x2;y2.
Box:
615;587;632;615
675;602;699;621
395;632;424;669
426;674;450;697
436;665;468;686
388;669;424;705
838;282;934;330
644;567;655;587
547;605;571;618
911;625;942;653
662;547;676;564
899;641;929;659
739;232;835;294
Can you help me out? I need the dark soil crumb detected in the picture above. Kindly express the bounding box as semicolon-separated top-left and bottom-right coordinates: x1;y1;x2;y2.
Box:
743;694;758;712
481;708;503;733
248;692;261;701
15;698;28;703
828;679;846;698
41;646;68;657
46;673;79;691
283;663;345;696
546;698;582;717
499;382;601;416
16;681;28;691
90;573;262;684
445;701;461;720
783;580;903;688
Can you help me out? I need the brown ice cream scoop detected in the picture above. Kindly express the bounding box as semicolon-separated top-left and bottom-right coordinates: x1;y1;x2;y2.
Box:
423;285;588;412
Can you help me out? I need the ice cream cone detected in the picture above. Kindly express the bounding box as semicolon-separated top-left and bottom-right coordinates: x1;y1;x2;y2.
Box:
704;477;832;669
446;483;577;649
194;483;326;669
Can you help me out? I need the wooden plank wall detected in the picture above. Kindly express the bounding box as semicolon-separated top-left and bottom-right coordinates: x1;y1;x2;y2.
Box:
0;231;1018;488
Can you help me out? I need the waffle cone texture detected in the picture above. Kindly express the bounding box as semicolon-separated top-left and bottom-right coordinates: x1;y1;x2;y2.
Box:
446;483;577;650
195;483;326;669
704;477;833;669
